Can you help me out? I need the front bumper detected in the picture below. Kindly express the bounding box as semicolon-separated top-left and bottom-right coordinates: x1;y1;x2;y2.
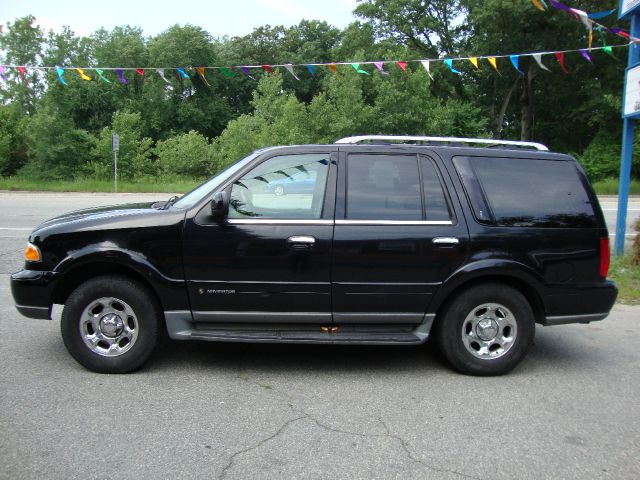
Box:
10;269;59;320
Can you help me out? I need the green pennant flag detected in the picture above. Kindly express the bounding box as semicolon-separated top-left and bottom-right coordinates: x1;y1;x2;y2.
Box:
603;46;614;56
219;67;237;77
95;69;111;83
351;63;370;75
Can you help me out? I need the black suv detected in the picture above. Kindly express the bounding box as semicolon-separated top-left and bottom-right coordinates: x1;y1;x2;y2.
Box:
11;136;618;375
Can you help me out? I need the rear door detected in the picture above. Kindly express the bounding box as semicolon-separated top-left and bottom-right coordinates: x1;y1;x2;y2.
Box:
331;149;469;324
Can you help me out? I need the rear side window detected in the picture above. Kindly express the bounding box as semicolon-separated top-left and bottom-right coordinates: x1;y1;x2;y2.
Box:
453;156;597;228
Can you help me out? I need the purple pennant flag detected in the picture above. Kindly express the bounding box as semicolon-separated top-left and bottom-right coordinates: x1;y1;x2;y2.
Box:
374;62;389;75
241;66;256;80
0;66;6;82
116;69;128;84
549;0;572;12
579;49;593;63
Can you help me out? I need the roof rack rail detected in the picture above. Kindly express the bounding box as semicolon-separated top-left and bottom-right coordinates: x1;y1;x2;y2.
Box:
334;135;549;151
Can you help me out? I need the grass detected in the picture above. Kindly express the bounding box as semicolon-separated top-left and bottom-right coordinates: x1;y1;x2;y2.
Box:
591;178;640;195
0;177;202;194
609;254;640;305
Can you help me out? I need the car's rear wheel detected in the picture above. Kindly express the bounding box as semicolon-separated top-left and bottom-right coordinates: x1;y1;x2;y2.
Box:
435;283;535;376
61;275;161;373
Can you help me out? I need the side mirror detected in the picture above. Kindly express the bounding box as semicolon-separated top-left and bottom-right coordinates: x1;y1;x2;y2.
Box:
210;191;229;220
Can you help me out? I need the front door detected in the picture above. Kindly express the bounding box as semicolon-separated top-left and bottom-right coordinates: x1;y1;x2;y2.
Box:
332;150;469;324
182;149;337;323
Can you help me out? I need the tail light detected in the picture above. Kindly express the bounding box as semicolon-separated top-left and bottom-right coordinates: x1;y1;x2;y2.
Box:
599;237;610;279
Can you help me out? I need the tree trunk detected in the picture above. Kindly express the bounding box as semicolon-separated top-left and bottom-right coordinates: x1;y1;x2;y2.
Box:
493;77;519;139
520;63;536;141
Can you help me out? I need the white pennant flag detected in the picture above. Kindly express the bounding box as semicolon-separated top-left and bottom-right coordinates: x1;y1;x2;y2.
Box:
532;54;551;72
156;69;171;84
420;60;434;80
570;8;592;33
284;64;300;80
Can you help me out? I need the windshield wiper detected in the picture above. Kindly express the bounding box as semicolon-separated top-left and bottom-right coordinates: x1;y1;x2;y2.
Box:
163;195;180;210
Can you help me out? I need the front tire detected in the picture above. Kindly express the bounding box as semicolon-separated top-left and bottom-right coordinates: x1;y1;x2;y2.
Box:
61;275;161;373
435;283;535;376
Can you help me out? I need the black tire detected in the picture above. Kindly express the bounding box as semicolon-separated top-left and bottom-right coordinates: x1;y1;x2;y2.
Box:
435;283;535;376
61;275;161;373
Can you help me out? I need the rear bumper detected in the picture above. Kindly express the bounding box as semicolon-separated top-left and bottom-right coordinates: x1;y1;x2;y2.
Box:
10;269;59;320
541;280;618;326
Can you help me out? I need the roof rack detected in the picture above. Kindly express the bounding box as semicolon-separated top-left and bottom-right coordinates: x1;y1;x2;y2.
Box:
334;135;549;151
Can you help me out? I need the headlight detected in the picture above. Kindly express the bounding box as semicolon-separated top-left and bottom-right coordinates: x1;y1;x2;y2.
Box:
24;242;41;262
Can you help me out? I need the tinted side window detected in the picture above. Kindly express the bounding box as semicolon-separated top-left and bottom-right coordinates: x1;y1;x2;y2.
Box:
229;153;330;219
420;156;452;221
454;156;597;227
346;154;422;220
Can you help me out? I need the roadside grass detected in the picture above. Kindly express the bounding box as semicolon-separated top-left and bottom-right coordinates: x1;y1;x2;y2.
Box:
609;255;640;305
591;178;640;195
0;177;202;194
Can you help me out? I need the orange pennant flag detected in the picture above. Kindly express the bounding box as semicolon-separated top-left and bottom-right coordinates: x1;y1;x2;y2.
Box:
531;0;546;11
76;68;91;81
589;30;593;50
487;57;499;73
196;67;210;86
469;57;479;69
327;64;337;74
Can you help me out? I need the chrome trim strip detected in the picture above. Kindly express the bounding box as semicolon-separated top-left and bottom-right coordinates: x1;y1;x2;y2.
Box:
334;135;549;151
333;312;424;323
335;220;452;226
543;313;609;325
227;219;333;225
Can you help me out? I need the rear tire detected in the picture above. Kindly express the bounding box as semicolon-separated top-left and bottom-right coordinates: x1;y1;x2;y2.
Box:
435;283;535;376
61;275;161;373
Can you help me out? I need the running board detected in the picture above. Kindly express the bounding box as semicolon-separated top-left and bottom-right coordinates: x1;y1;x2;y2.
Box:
164;312;434;345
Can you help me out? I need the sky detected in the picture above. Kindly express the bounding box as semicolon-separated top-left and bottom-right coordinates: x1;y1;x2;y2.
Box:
1;0;359;38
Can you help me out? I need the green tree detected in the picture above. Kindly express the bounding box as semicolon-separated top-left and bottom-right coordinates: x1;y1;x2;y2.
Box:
155;131;216;177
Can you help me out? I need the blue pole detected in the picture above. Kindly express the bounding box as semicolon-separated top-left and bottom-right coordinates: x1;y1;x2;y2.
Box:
615;14;640;256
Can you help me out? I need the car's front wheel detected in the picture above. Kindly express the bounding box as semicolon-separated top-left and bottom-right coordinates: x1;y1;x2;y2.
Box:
435;283;535;376
61;275;161;373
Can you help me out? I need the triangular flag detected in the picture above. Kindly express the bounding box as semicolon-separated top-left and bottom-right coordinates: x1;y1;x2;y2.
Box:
176;68;190;79
241;66;256;80
444;59;461;74
469;57;479;69
374;62;388;75
327;64;337;74
284;64;300;80
487;57;500;73
351;63;370;74
0;66;7;82
261;65;274;73
76;68;92;81
18;66;27;84
603;45;614;56
579;49;593;63
196;67;210;86
531;0;546;11
156;68;171;83
588;9;616;20
95;69;111;83
219;67;237;77
532;54;551;72
555;52;569;74
55;66;67;85
136;68;145;77
570;8;592;33
306;65;315;76
397;61;407;72
420;60;434;80
589;30;593;50
509;55;524;76
116;69;128;84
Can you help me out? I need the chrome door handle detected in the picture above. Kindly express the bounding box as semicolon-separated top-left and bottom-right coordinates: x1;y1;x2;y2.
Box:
287;235;316;249
432;237;459;246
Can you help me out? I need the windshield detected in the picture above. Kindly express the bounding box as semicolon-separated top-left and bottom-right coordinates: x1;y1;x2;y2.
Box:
173;151;264;209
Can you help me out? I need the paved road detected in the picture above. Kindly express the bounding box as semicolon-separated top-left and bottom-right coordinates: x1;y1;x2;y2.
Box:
1;192;639;479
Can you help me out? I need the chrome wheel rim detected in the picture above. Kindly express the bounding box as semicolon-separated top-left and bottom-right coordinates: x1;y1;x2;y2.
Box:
79;297;139;357
461;303;517;360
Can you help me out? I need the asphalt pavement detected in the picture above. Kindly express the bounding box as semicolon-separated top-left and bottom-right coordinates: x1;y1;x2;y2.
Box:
0;191;639;480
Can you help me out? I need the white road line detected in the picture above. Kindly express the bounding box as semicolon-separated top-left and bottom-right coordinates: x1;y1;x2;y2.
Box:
609;233;636;236
0;228;32;231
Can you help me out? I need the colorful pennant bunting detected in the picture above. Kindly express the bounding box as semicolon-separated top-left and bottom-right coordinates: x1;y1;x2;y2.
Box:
241;66;255;80
397;61;408;72
95;69;111;83
261;65;274;73
156;68;171;83
420;60;434;81
555;52;569;74
116;69;128;84
18;66;27;84
327;64;337;74
531;0;546;12
532;54;551;72
487;57;500;73
509;55;524;76
176;68;189;79
219;67;237;78
284;64;300;80
588;9;616;20
374;62;388;75
306;65;315;76
76;68;91;81
351;63;370;74
196;67;210;86
0;66;6;82
56;66;67;85
444;59;460;74
469;57;480;70
579;49;593;63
